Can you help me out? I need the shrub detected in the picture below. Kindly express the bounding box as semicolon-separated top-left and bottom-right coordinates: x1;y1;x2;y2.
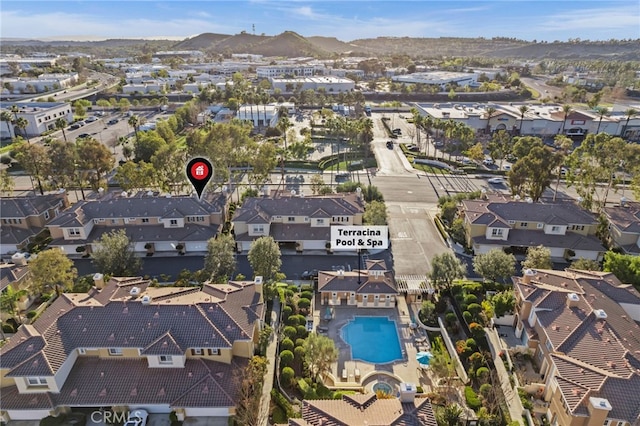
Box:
40;415;66;426
416;386;424;393
283;326;297;339
286;315;300;326
295;338;305;347
435;297;447;314
282;305;293;320
271;406;287;423
280;366;295;386
476;367;490;382
300;291;313;300
463;311;472;324
27;310;38;319
464;294;478;305
298;298;311;310
280;350;294;367
281;338;294;352
294;346;305;360
2;323;15;333
465;386;482;410
465;338;477;350
296;325;308;338
271;389;293;418
468;303;482;315
479;383;493;398
445;312;457;325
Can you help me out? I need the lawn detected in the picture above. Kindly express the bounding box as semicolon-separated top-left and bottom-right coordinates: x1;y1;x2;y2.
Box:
413;163;451;174
325;158;376;171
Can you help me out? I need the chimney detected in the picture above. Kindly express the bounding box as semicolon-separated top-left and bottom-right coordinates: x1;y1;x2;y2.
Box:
399;383;416;403
93;273;105;289
586;397;612;426
594;309;607;321
566;293;580;308
522;269;537;284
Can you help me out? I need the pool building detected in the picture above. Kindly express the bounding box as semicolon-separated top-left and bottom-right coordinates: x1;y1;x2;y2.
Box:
318;259;398;308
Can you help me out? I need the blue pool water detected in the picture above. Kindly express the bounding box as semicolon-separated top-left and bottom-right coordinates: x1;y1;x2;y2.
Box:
341;316;402;364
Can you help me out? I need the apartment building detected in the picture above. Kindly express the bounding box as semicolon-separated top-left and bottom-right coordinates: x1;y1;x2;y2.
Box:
461;197;606;261
0;275;265;421
604;201;640;255
46;192;226;255
232;192;364;252
511;269;640;426
0;191;70;256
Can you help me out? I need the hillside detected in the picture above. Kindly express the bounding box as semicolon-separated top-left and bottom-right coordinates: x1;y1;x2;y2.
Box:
172;33;230;50
307;36;355;54
247;31;328;57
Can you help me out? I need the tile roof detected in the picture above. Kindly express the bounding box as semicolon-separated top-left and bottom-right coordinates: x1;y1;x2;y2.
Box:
471;229;606;252
604;202;640;233
233;193;364;223
0;356;244;410
462;199;598;225
0;193;65;218
47;195;222;227
0;225;43;245
294;395;437;426
0;278;264;376
49;224;219;246
319;261;397;295
0;264;30;292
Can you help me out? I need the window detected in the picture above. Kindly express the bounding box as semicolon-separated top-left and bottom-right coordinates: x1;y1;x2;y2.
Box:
192;348;203;355
78;348;86;355
208;348;220;355
545;339;553;352
196;216;204;222
551;226;560;232
508;220;515;225
108;348;123;356
571;225;585;231
317;219;325;225
491;228;504;236
253;225;264;233
520;222;528;227
537;223;543;229
159;355;173;364
288;217;295;222
44;211;50;220
170;219;178;226
111;219;118;224
142;218;149;223
69;228;81;236
27;377;48;386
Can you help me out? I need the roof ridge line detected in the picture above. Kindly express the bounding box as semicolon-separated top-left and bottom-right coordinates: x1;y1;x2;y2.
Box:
194;305;233;347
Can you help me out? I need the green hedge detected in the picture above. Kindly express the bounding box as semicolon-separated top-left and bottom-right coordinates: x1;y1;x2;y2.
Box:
465;386;482;410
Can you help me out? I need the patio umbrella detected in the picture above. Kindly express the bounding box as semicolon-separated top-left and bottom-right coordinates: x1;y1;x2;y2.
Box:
416;351;434;365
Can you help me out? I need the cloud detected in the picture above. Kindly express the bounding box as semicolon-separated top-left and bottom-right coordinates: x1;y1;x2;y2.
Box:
540;8;640;32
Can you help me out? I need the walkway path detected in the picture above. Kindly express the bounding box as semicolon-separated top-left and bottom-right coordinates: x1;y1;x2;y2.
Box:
259;297;281;426
485;327;525;425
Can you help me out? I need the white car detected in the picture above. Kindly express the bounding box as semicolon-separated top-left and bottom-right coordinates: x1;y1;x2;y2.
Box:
123;410;148;426
488;177;505;184
85;116;98;123
483;158;494;166
503;164;512;171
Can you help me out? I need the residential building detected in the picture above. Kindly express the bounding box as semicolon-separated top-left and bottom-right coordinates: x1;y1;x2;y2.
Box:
0;275;265;421
318;259;398;308
461;197;606;261
282;387;437;426
46;192;226;255
0;191;70;256
0;102;74;138
511;268;640;426
604;201;640;255
270;77;355;93
232;192;364;252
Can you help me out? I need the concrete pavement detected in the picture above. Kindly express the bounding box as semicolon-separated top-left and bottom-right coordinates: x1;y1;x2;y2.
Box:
259;297;281;426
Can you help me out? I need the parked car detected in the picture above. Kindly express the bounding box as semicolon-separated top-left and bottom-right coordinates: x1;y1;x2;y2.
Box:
483;158;494;166
76;121;86;127
406;144;419;152
301;270;319;280
488;177;505;184
107;118;119;125
85;116;98;123
392;128;402;135
77;133;91;139
123;410;148;426
68;123;81;130
386;140;394;149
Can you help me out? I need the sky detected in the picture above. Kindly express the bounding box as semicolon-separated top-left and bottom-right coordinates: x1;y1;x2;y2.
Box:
1;1;639;42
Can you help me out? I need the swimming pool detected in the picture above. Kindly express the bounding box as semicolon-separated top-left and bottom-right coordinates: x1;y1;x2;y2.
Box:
341;316;402;364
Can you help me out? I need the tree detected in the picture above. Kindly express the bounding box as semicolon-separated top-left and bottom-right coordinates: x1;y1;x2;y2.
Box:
303;333;338;382
234;356;268;426
602;252;640;287
419;300;437;325
560;104;573;134
1;110;13;140
91;229;141;276
29;249;77;296
509;140;557;201
464;142;485;163
47;140;77;189
114;161;155;193
14;117;29;141
0;169;14;193
621;108;638;138
570;258;601;271
247;236;282;281
134;131;166;163
150;142;187;194
363;200;387;225
309;174;325;195
518;105;529;134
429;252;466;294
76;138;113;191
522;245;552;270
0;286;28;323
128;114;141;142
594;106;610;134
472;249;516;283
203;234;236;282
490;290;515;317
13;140;49;195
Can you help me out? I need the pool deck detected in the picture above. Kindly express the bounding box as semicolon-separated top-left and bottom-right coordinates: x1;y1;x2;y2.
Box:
314;296;435;393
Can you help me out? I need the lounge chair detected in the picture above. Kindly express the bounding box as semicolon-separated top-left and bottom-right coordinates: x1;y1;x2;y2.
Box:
342;369;347;380
355;369;360;380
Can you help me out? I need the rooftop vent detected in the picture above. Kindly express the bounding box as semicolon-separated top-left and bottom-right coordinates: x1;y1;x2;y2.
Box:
130;287;140;296
522;269;537;284
141;295;152;305
254;276;263;285
594;309;607;320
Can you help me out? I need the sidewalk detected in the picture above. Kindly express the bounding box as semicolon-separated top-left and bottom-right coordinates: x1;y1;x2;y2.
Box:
259;296;281;426
485;327;525;425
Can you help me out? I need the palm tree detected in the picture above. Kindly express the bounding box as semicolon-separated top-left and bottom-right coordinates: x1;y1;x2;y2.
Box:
410;108;422;151
0;286;28;324
1;110;14;140
560;104;573;134
128;115;141;142
9;105;19;121
552;135;573;202
55;117;69;142
518;105;530;135
595;106;610;134
276;116;293;185
621;108;638;138
436;403;463;426
14;117;29;142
